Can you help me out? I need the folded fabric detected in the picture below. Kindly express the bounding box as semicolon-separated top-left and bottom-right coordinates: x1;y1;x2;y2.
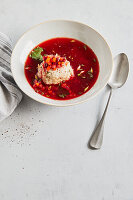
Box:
0;32;22;122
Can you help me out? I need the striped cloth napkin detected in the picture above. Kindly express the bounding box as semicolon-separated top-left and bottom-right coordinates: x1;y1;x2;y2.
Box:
0;32;22;122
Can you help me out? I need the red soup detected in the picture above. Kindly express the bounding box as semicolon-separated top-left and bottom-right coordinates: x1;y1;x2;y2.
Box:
24;38;99;100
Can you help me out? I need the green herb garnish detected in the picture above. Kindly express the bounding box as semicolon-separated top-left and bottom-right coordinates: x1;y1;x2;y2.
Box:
78;92;82;95
58;93;67;98
88;71;93;78
93;58;96;62
88;72;93;78
35;75;38;80
87;68;93;78
90;68;93;73
77;70;85;76
83;45;87;50
81;64;85;66
84;86;89;92
29;47;43;61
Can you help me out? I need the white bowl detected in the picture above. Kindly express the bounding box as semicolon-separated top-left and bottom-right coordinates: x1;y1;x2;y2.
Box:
11;20;113;106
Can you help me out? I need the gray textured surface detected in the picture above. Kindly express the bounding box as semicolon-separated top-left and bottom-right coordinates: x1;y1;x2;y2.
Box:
0;0;133;199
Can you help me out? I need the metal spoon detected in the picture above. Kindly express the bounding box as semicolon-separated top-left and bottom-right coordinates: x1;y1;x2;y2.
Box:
89;53;129;149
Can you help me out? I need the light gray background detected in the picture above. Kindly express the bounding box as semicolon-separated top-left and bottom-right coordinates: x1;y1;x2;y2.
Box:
0;0;133;199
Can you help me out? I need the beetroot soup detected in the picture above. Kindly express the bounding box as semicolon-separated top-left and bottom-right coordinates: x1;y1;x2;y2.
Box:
24;38;99;100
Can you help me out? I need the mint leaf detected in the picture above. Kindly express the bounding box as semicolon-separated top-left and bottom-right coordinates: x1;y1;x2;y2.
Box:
30;47;43;61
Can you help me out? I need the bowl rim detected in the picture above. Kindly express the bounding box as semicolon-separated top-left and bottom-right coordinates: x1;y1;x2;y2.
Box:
11;19;113;107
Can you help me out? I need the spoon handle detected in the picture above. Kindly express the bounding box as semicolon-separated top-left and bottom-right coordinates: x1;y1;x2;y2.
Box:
89;88;112;149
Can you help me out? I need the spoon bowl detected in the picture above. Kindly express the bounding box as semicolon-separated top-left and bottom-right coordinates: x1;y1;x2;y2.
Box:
108;53;129;89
